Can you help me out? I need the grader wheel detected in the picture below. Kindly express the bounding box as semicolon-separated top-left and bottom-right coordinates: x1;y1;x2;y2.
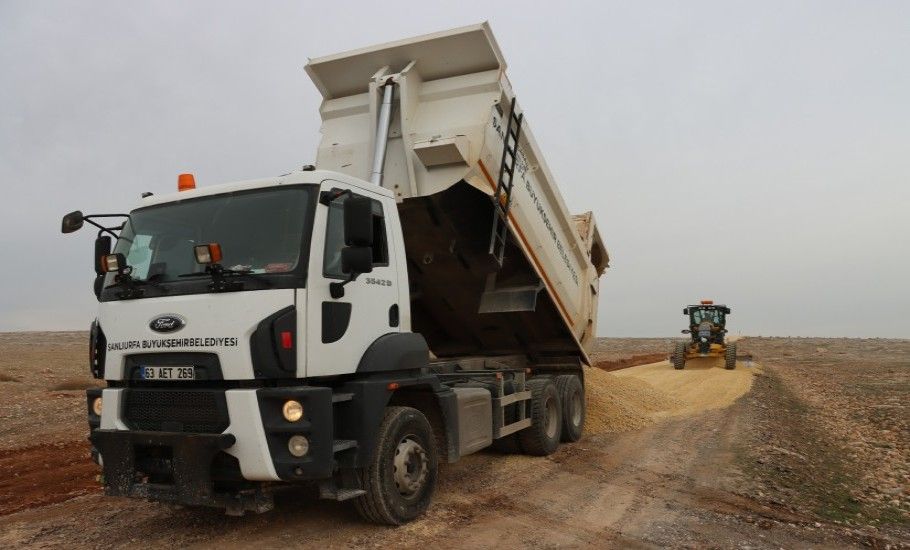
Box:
672;341;687;370
724;343;737;370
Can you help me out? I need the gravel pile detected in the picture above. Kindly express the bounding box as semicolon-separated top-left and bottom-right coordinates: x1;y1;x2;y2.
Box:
583;366;679;434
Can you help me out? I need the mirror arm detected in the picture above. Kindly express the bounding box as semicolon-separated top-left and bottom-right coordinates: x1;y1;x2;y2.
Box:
82;214;129;239
319;188;351;206
83;218;119;239
83;213;130;219
329;272;361;299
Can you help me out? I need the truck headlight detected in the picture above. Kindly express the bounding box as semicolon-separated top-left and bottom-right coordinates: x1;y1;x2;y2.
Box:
288;435;309;457
92;397;103;416
282;400;303;422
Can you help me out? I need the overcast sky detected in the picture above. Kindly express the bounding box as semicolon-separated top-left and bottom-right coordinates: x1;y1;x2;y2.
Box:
1;1;908;337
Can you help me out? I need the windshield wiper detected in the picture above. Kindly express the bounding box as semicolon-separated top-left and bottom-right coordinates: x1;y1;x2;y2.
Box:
178;266;272;292
108;272;168;299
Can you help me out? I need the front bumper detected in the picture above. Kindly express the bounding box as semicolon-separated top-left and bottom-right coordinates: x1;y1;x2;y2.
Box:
686;342;725;357
89;429;273;512
88;385;337;510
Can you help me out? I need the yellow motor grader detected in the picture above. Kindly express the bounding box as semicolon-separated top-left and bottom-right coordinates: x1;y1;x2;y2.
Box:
671;300;736;370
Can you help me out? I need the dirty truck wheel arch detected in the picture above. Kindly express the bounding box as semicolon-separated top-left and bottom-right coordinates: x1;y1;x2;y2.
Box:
356;333;429;374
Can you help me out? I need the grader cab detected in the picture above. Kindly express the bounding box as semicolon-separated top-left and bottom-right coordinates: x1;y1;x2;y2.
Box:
671;300;736;370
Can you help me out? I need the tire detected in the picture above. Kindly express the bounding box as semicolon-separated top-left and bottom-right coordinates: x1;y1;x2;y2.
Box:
724;343;737;370
672;341;688;370
352;406;438;525
518;378;562;456
555;374;584;442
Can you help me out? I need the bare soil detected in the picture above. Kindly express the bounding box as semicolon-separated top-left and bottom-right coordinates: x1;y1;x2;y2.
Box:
0;333;906;548
736;338;909;533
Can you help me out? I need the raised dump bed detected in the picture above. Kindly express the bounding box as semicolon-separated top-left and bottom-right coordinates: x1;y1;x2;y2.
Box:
306;23;608;365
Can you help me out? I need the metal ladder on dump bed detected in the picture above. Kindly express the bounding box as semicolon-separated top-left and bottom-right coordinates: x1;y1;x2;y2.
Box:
478;96;543;315
488;96;524;267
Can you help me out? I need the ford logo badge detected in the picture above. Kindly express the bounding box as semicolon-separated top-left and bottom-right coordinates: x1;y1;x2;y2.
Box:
149;314;185;333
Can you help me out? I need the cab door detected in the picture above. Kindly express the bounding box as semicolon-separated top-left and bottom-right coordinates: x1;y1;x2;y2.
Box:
306;181;400;377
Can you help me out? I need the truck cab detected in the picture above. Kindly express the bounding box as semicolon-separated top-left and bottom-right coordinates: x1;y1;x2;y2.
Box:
93;171;409;381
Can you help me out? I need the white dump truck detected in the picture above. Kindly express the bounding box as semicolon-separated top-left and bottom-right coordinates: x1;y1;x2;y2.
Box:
61;23;608;524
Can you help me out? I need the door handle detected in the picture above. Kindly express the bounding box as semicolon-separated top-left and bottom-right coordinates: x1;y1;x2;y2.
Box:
389;304;399;327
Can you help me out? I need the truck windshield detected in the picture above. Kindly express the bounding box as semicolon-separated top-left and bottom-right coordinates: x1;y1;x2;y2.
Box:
105;186;316;292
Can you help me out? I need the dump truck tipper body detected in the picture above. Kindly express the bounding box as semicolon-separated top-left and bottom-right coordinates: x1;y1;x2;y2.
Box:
63;23;609;524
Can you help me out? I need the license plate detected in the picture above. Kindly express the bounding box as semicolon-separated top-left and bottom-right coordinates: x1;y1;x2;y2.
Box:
140;366;196;380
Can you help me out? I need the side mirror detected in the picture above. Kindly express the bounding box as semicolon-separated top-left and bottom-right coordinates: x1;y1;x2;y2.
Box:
344;196;373;246
61;211;84;234
682;308;688;315
341;246;373;275
329;245;374;299
681;329;690;334
94;236;112;275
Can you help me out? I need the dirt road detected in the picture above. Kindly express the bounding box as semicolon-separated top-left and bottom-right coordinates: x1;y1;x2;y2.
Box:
0;334;906;548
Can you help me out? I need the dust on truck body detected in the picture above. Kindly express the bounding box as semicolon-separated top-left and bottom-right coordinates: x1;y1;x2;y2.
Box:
66;23;609;524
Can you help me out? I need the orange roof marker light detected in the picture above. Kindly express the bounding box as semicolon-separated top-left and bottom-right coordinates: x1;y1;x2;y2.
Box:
178;173;196;191
700;300;714;305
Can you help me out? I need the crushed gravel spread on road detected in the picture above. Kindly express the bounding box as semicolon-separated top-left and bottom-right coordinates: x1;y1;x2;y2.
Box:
612;358;757;418
583;365;680;434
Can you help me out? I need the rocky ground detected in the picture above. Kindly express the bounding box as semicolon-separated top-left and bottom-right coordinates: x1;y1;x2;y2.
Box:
0;333;906;548
736;338;909;536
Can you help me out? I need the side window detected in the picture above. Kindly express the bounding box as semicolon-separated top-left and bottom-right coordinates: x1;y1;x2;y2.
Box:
370;201;389;265
323;198;346;279
323;194;389;279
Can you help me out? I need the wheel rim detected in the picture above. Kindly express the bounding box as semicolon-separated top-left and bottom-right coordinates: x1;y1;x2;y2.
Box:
570;392;582;427
545;397;559;439
393;436;429;497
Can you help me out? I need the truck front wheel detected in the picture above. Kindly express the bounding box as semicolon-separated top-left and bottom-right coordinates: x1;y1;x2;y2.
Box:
353;406;438;525
518;378;563;455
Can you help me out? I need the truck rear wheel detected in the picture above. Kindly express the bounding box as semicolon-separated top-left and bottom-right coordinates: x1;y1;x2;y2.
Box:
724;343;737;370
672;342;687;370
352;406;438;525
555;374;584;442
518;378;562;456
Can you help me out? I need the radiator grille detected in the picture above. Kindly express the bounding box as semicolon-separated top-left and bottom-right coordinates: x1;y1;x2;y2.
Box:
123;389;229;433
